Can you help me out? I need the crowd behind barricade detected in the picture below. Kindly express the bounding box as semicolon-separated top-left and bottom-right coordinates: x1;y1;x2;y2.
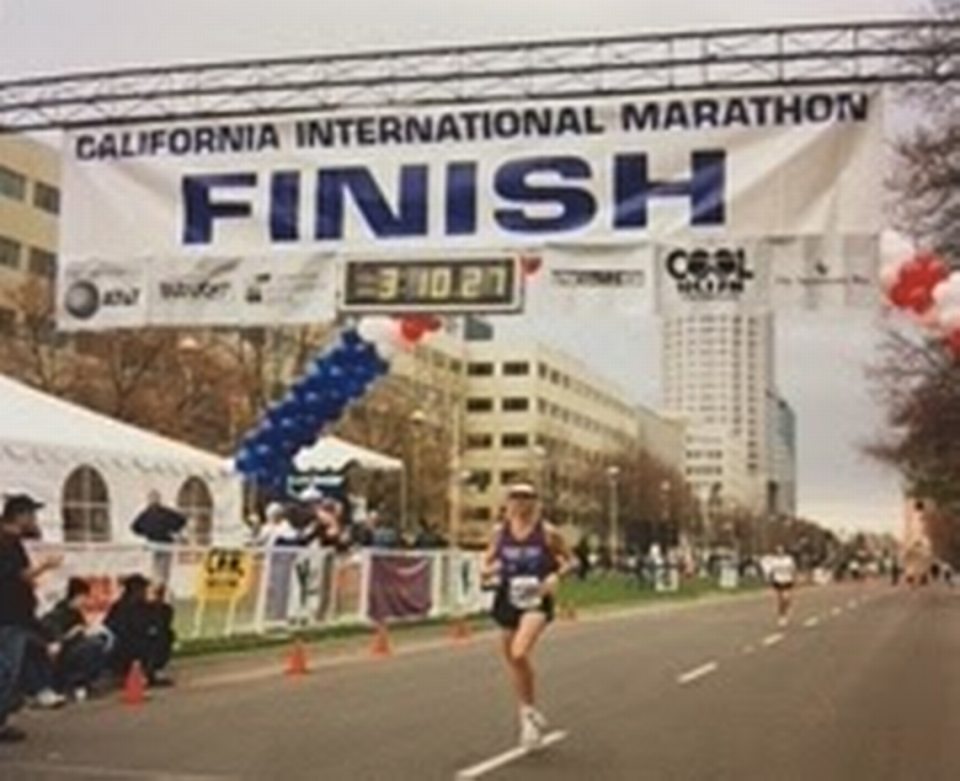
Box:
1;492;178;744
246;487;450;552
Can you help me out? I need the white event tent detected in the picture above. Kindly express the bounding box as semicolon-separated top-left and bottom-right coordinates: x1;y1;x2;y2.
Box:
294;436;403;473
0;373;242;544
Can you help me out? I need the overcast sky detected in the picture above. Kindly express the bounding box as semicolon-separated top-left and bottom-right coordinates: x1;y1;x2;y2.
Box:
0;0;926;535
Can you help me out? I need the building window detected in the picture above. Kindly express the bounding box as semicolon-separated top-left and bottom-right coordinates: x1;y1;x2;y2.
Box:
502;397;530;412
466;434;494;449
501;433;530;449
502;361;530;376
0;165;26;201
467;362;494;377
466;397;494;413
28;247;56;278
33;181;60;215
465;470;492;492
500;470;525;485
177;476;214;545
61;466;111;542
467;507;493;521
0;236;21;269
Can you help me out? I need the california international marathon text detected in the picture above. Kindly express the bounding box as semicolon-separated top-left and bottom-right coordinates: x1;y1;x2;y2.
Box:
73;91;870;160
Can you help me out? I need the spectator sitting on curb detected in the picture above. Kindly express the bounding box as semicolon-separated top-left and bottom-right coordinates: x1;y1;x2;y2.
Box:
40;577;110;701
104;574;175;688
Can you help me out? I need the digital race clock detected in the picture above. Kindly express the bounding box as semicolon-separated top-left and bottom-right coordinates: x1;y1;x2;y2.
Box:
338;256;523;314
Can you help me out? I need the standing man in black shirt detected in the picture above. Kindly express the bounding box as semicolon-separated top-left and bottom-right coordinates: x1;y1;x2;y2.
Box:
0;493;64;742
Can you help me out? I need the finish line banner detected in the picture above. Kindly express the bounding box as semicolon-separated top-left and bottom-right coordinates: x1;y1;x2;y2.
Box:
58;89;882;329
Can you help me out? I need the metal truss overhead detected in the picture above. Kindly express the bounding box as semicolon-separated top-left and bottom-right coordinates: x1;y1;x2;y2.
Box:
1;18;958;132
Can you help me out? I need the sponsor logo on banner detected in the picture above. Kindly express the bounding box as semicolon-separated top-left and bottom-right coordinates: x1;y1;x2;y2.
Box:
196;548;254;602
63;278;142;320
537;243;655;316
663;245;755;301
158;279;232;301
773;261;871;290
551;268;646;288
155;257;237;302
58;260;146;328
767;234;879;310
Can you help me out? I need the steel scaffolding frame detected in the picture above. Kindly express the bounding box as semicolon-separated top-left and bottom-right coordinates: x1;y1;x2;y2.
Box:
0;18;957;132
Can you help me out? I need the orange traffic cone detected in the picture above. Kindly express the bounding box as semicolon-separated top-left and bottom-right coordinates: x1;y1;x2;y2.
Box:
285;639;309;676
449;616;472;643
370;623;392;658
121;661;148;706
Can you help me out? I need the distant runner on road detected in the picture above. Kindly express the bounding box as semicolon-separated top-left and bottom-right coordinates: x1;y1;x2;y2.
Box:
765;546;798;627
481;482;573;750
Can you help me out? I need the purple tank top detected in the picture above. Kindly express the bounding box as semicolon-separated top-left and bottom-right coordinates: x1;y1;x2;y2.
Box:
495;521;556;582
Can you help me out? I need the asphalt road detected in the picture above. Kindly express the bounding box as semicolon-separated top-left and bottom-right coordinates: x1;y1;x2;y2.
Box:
3;582;958;781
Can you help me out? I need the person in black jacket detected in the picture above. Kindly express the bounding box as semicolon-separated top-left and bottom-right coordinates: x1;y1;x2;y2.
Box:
40;577;108;699
130;491;188;544
104;574;175;688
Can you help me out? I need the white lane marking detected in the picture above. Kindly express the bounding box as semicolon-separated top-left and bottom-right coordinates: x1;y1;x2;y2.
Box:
677;662;719;685
455;731;568;779
831;607;843;617
5;764;237;781
804;617;820;629
762;633;785;647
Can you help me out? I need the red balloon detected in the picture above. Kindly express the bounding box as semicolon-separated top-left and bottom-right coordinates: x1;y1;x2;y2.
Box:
906;284;935;315
399;317;427;342
888;279;913;308
899;258;926;284
520;254;542;276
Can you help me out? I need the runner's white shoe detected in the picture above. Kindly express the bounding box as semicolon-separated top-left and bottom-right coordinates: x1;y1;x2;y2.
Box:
31;689;66;709
519;706;547;750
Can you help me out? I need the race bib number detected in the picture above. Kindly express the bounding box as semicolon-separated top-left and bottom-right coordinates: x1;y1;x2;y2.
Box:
508;576;542;610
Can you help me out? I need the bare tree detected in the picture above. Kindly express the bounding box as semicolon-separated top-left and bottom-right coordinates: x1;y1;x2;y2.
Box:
870;1;960;565
0;276;76;393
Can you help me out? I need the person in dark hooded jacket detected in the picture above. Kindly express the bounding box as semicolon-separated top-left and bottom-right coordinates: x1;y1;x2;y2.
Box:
104;574;175;687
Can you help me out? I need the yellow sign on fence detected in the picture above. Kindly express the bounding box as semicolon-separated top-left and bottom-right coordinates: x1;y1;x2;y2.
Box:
196;548;253;602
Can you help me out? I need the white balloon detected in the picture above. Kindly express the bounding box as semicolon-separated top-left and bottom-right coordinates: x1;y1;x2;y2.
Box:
357;316;392;343
879;261;905;291
879;229;916;266
934;273;960;309
939;306;960;331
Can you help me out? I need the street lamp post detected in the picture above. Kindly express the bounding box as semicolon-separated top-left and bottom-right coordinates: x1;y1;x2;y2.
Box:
606;465;621;558
404;409;426;535
660;480;673;548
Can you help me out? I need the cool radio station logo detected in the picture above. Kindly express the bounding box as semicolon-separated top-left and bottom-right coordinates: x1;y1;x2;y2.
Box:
63;278;141;320
663;246;754;300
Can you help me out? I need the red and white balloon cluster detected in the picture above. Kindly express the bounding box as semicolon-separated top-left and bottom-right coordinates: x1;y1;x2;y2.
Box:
356;314;443;358
882;251;960;357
